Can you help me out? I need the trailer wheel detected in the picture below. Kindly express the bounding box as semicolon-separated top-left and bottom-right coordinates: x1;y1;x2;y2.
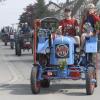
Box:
86;66;95;95
15;40;21;56
41;79;50;88
15;43;18;55
95;71;97;88
30;66;41;94
5;42;7;46
10;41;14;49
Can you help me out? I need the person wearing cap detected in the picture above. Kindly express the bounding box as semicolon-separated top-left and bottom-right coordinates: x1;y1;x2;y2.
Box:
59;8;80;45
81;3;100;49
20;22;31;34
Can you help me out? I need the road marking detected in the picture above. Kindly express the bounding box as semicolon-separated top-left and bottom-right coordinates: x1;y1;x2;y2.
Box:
0;55;19;87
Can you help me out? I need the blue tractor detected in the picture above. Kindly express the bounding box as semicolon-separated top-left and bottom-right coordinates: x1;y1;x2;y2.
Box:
30;17;98;95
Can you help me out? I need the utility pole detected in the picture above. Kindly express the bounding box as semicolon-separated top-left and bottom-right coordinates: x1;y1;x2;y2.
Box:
66;0;69;5
66;0;69;3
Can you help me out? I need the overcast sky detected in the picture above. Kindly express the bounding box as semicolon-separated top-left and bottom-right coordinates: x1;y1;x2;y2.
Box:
0;0;67;29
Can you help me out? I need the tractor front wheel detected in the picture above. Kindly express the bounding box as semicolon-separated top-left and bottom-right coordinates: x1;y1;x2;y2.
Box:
41;79;50;88
30;66;41;94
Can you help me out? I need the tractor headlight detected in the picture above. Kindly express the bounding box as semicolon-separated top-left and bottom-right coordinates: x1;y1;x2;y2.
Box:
45;48;50;53
76;47;80;53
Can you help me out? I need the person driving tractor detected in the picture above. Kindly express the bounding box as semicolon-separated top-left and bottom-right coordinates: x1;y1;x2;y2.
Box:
58;8;80;45
20;22;31;34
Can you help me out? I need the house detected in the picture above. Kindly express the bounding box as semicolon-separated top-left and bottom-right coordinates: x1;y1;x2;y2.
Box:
46;1;76;19
46;1;61;12
53;0;99;20
53;0;75;19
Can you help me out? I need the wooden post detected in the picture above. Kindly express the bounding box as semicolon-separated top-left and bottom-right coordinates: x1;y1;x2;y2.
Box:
33;23;37;64
33;19;41;64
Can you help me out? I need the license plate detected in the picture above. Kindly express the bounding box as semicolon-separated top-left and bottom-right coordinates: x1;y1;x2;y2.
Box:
10;35;14;39
25;42;30;45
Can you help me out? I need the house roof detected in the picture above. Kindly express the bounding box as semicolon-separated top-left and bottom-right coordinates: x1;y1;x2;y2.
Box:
46;1;61;9
54;1;75;15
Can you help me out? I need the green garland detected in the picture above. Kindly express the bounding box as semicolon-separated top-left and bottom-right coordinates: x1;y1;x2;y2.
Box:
95;21;100;30
59;59;67;70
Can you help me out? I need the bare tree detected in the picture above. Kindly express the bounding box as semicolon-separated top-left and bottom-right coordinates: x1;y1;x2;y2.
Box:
72;0;85;16
0;0;6;2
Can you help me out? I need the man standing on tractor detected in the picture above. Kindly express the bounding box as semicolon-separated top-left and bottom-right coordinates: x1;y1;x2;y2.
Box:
20;22;31;34
59;8;80;45
81;3;100;50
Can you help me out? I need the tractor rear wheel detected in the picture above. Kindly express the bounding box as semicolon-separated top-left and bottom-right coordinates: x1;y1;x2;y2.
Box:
95;71;97;88
86;66;95;95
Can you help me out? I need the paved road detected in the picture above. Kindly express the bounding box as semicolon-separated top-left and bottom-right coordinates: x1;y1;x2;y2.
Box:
0;41;100;100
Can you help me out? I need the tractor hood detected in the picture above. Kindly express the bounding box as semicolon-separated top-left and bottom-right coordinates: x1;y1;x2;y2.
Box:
53;35;76;45
50;35;76;65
